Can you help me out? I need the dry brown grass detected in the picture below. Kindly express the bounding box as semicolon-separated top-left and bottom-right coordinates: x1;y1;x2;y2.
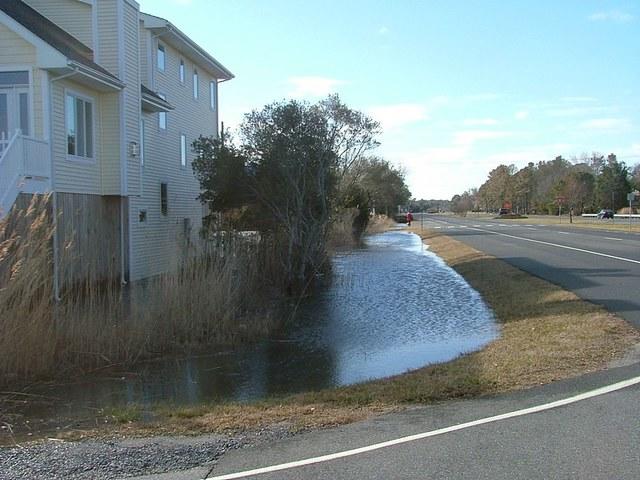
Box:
365;214;396;234
5;221;638;443
0;197;283;386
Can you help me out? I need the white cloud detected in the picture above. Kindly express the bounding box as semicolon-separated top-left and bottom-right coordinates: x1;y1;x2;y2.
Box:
589;11;634;23
581;118;631;130
288;76;345;99
515;110;529;120
378;26;390;35
454;130;513;146
367;103;429;130
463;118;499;126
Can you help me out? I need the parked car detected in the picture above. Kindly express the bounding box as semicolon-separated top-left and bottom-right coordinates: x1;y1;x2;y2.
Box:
499;208;510;215
597;209;614;219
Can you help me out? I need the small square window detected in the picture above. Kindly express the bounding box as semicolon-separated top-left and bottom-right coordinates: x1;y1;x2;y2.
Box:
157;44;166;71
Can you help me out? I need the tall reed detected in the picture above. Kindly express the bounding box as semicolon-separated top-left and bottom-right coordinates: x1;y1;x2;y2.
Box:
0;197;285;386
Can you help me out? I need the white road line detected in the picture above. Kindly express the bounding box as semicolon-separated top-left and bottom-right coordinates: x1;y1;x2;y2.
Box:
557;232;570;235
206;376;640;480
604;237;623;242
466;226;640;265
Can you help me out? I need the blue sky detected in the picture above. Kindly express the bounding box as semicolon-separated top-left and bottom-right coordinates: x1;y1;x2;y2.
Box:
138;0;639;199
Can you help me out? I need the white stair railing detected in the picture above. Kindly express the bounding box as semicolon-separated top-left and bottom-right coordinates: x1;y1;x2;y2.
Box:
0;130;23;218
0;131;51;218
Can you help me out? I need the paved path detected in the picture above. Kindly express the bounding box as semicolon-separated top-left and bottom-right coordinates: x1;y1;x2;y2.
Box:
135;216;640;480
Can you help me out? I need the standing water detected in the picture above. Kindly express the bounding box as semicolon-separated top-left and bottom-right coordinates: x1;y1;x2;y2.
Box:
17;229;498;416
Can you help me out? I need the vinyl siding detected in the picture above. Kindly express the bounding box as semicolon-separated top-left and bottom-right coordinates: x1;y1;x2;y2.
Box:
22;0;93;49
99;92;121;194
128;37;218;280
123;1;140;197
96;0;119;75
0;23;36;64
0;24;45;139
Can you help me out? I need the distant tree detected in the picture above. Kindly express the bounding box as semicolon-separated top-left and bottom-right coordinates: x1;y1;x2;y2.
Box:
478;164;516;211
595;154;631;210
451;190;474;215
357;157;411;215
513;162;536;213
632;163;640;190
563;170;596;213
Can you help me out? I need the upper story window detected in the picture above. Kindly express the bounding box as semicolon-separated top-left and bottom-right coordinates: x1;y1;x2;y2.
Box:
158;93;167;130
209;81;217;111
193;69;199;99
179;60;185;83
157;43;166;71
180;134;187;167
66;93;93;159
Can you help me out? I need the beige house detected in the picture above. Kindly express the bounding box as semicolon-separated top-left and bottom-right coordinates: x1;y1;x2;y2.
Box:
0;0;233;287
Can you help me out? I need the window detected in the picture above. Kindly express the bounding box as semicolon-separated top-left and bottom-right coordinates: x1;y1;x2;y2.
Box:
139;119;145;167
179;60;185;83
0;71;29;86
158;93;167;130
209;81;217;111
66;93;93;158
139;210;147;222
180;134;187;167
157;43;166;71
193;69;199;99
160;183;168;215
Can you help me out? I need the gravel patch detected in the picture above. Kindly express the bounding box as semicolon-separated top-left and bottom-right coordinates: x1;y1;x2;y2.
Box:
0;426;293;480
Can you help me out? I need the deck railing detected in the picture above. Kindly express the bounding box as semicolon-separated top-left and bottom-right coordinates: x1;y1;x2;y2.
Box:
0;131;51;218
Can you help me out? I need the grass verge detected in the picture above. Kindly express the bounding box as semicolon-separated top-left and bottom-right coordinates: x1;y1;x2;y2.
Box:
7;228;639;444
459;213;640;233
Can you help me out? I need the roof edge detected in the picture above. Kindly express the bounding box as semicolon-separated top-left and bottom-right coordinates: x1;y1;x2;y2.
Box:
140;12;234;81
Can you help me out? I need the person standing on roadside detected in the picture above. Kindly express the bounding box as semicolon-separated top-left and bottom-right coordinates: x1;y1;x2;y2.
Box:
407;211;414;226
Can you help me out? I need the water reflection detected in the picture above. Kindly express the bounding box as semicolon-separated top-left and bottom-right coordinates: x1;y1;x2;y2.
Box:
26;229;497;416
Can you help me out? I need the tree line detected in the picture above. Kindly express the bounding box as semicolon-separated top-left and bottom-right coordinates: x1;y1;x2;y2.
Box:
452;153;640;215
192;95;411;294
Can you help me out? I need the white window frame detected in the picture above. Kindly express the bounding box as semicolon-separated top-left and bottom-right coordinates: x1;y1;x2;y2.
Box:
179;59;185;83
65;89;95;162
157;43;166;72
193;69;199;99
180;133;187;168
209;80;217;111
0;66;34;139
158;93;167;131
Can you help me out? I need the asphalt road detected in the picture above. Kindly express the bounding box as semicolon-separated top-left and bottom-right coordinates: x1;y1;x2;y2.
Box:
134;217;640;480
418;214;640;328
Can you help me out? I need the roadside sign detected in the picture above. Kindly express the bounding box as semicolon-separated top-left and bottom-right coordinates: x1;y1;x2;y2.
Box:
628;192;636;202
555;196;566;204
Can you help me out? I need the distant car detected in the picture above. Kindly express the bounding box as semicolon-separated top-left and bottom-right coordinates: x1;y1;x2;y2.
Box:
499;208;510;215
597;209;614;219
